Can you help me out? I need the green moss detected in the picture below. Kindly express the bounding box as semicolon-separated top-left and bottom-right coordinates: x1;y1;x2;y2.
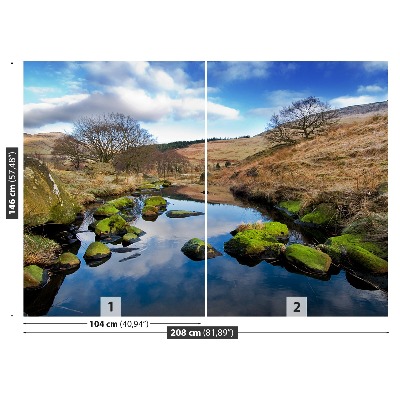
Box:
233;221;289;239
125;226;145;236
24;265;44;288
24;234;61;266
285;244;331;273
301;203;336;226
144;196;167;207
122;233;138;244
323;234;388;274
262;222;289;238
346;246;388;274
279;200;301;214
342;214;388;257
95;214;128;237
224;229;285;259
84;242;111;260
107;197;134;209
24;156;79;226
181;238;221;261
166;210;204;218
58;252;80;268
93;204;120;217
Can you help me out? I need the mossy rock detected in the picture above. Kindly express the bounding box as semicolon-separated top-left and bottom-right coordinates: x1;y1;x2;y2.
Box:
181;238;222;261
24;265;45;288
24;156;79;226
142;205;159;217
224;229;285;260
126;225;145;236
107;197;134;209
95;214;129;238
24;234;61;266
84;242;111;260
300;203;337;227
122;233;139;245
166;210;205;218
322;234;388;274
231;221;289;240
278;200;301;215
261;222;289;239
144;196;167;207
285;244;332;273
58;252;81;270
93;204;120;217
342;214;388;258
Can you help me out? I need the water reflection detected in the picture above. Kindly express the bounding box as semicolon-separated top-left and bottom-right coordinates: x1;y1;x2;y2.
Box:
207;202;388;316
24;197;205;316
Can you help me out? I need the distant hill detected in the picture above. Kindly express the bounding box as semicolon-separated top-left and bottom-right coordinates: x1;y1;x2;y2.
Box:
336;100;387;117
24;132;66;160
23;101;388;166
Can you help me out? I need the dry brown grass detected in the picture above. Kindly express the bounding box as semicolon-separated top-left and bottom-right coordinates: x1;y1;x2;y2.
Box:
210;113;388;226
206;136;266;165
54;169;143;205
24;132;65;161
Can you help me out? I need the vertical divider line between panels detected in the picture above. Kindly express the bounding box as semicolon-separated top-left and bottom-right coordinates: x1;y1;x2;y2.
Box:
204;61;208;317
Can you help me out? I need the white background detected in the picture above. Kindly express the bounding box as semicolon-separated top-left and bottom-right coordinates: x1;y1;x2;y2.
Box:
1;1;398;399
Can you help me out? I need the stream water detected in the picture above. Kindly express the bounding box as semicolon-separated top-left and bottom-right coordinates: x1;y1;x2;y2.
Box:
24;196;205;316
207;201;388;316
24;192;388;317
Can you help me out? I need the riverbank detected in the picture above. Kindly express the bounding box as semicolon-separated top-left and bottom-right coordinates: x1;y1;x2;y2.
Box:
208;113;388;252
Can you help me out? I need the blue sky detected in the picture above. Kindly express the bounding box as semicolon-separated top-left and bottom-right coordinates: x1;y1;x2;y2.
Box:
207;61;388;138
24;61;388;142
24;61;205;142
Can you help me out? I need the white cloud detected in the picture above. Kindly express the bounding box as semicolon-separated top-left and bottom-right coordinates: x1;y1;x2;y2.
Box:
207;101;240;120
24;62;205;133
362;61;388;72
41;93;90;105
330;95;384;108
357;85;385;93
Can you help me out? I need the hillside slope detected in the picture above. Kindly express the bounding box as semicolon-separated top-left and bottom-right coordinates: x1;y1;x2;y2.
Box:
209;111;388;239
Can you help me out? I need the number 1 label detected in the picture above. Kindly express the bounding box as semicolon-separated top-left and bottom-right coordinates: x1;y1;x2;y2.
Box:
100;297;121;316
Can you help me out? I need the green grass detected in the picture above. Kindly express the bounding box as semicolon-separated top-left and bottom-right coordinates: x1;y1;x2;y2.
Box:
279;200;301;214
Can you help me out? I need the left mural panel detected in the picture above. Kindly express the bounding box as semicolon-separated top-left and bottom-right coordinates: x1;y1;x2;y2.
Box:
23;61;206;316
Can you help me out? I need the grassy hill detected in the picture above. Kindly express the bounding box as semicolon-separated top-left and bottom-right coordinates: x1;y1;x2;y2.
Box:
24;132;65;161
209;109;388;243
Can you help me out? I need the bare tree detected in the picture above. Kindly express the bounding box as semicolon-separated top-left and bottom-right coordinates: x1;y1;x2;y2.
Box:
113;144;158;173
52;135;86;169
72;113;155;163
266;96;339;144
